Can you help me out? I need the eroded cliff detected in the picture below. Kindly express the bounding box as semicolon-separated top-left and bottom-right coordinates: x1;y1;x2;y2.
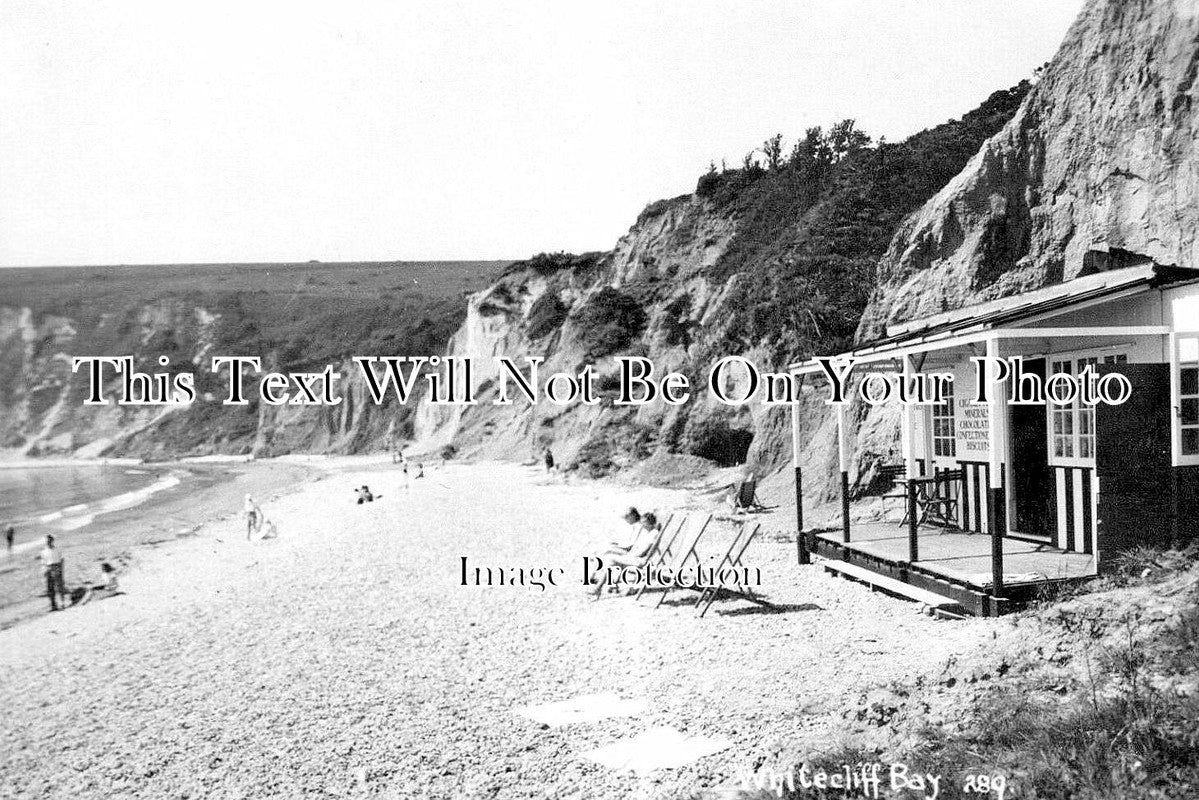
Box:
859;0;1199;339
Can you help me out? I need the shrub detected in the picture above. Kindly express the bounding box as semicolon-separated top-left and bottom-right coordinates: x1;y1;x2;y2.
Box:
570;287;647;358
571;421;655;478
507;251;606;277
525;291;568;340
440;444;458;460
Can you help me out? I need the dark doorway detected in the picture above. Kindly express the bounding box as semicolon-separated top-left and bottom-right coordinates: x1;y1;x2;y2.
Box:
1095;363;1173;561
1010;357;1054;538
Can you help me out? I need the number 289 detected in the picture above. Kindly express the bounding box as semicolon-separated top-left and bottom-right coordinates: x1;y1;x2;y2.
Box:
964;774;1006;800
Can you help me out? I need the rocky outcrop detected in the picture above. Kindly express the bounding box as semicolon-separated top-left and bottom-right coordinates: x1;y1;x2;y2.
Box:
860;0;1199;339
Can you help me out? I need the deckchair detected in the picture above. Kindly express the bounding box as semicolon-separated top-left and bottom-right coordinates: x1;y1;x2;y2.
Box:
696;522;774;617
653;514;715;609
728;478;768;512
593;513;675;599
632;513;687;601
677;520;755;609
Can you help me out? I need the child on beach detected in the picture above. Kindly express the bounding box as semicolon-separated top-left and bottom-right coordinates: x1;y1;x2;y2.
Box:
356;485;375;504
98;562;119;594
72;562;122;606
243;494;261;540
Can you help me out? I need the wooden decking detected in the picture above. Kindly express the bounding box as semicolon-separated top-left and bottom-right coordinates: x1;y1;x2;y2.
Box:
810;523;1097;616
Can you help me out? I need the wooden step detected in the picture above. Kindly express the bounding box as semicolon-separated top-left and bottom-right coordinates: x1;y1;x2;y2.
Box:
820;558;966;615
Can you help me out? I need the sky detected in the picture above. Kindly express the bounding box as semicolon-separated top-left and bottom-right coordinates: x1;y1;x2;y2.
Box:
0;0;1085;267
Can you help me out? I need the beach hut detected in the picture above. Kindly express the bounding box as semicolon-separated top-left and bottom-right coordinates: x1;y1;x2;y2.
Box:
789;256;1199;615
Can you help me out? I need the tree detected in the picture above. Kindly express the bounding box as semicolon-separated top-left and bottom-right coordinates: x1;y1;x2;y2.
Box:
762;133;784;171
828;119;871;161
789;126;832;169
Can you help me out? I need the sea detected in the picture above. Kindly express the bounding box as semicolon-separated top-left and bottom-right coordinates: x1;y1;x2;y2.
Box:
0;464;180;532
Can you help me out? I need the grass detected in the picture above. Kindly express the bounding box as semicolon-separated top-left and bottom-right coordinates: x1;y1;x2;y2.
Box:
777;546;1199;800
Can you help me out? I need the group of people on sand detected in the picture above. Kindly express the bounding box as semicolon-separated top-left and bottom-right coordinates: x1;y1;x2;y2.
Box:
37;534;120;612
397;453;425;488
590;506;662;596
352;452;428;506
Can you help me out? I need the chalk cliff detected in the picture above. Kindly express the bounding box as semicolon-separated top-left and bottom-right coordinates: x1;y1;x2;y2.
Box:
859;0;1199;339
0;301;408;459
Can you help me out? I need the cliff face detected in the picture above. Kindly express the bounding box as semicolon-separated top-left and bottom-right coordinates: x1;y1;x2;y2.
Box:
859;0;1199;339
412;200;771;478
419;0;1198;499
414;88;1035;489
0;300;415;460
827;0;1199;498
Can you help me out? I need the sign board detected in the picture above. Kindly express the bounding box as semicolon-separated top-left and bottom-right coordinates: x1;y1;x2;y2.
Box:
958;403;990;458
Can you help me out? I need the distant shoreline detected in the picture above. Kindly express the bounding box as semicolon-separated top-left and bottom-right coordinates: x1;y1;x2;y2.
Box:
0;458;318;630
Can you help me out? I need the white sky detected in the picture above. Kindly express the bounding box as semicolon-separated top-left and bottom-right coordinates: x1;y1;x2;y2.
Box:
0;0;1084;267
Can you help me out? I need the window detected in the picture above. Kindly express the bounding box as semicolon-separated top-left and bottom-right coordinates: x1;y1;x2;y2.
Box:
932;380;956;457
1051;359;1074;458
1179;337;1199;457
1051;352;1127;464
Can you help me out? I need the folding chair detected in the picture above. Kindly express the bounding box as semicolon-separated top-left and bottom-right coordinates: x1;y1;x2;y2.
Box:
729;478;765;512
877;464;908;520
653;514;714;608
632;513;687;601
696;522;773;617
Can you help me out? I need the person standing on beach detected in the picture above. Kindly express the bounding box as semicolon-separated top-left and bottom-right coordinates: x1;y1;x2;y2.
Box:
544;448;555;473
5;523;13;554
243;494;261;540
40;535;67;611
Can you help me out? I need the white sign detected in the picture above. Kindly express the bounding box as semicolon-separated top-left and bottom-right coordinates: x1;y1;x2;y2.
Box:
958;404;990;457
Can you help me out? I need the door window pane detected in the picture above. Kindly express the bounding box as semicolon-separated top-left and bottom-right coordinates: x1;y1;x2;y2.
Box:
1050;351;1125;464
1179;338;1199;457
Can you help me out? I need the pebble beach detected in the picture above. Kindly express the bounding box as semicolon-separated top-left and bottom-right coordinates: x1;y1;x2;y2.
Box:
0;460;996;799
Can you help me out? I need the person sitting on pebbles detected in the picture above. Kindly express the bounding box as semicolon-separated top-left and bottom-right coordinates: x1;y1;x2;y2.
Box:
603;507;644;553
591;510;661;597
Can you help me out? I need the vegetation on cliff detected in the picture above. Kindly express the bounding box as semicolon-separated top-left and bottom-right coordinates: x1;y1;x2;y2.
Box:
705;81;1032;361
482;81;1032;475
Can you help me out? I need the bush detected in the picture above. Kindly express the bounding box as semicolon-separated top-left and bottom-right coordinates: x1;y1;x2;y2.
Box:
525;291;568;340
440;444;458;461
571;421;655;478
507;251;605;277
570;287;647;358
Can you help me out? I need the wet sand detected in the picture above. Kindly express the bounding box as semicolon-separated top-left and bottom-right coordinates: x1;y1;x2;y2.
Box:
0;459;996;798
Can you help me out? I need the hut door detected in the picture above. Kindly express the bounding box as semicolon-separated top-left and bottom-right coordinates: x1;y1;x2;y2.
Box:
1095;363;1172;566
1011;357;1054;538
